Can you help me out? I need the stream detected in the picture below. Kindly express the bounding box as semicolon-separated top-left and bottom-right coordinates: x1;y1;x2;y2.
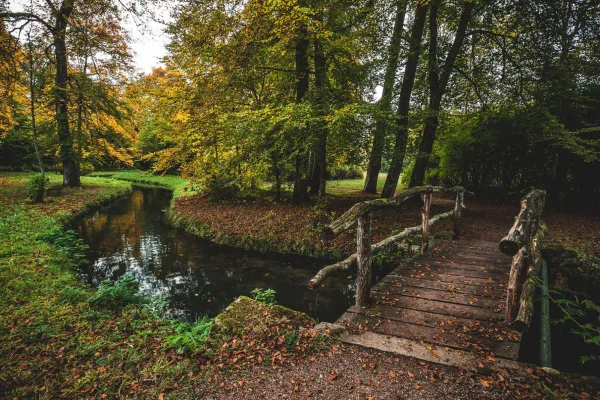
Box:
71;186;394;322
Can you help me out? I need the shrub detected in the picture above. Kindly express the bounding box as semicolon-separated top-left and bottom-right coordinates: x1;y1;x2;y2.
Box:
27;174;48;203
164;317;214;355
251;288;277;306
327;165;364;180
88;275;149;309
201;173;241;201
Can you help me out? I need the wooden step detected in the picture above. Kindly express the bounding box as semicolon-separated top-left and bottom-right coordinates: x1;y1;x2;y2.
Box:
370;292;503;321
378;275;505;298
338;312;519;360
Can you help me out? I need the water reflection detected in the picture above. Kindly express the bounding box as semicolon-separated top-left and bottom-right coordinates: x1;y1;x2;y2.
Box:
72;186;391;322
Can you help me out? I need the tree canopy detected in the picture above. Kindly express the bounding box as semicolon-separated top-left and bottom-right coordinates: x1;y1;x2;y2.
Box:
1;0;599;199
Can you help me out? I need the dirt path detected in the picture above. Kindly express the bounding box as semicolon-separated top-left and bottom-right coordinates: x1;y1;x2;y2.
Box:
192;344;599;399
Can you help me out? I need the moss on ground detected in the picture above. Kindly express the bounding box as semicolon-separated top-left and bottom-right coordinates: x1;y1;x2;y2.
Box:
214;296;314;336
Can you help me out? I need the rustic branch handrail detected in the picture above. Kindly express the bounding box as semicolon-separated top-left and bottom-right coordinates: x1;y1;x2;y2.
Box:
323;186;472;242
309;187;470;308
501;189;547;331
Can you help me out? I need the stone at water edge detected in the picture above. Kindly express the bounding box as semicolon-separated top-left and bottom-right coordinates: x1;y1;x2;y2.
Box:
213;296;314;336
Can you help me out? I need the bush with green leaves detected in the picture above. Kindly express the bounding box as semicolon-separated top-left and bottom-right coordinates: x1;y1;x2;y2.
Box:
39;226;88;266
27;174;48;203
551;290;600;364
251;288;277;306
88;275;149;310
164;316;214;355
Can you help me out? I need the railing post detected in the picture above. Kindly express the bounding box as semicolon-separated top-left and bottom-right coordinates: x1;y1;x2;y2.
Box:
453;190;464;240
420;190;432;254
355;211;372;308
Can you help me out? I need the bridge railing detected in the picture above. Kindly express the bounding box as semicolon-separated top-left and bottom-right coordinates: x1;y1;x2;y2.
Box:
308;186;471;308
499;189;547;332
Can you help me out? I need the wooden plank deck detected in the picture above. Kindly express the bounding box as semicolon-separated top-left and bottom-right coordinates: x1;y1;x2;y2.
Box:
336;240;522;368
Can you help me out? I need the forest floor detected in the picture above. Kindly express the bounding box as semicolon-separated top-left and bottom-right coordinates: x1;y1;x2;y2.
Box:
1;171;599;399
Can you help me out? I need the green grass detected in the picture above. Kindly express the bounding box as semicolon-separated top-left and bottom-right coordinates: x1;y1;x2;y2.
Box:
88;170;190;198
327;173;396;196
0;173;202;398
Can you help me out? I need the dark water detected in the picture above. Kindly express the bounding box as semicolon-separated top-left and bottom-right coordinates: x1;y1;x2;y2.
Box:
71;186;391;322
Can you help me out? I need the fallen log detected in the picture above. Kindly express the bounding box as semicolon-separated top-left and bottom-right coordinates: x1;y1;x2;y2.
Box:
511;222;546;332
499;189;546;256
323;186;469;241
308;209;455;289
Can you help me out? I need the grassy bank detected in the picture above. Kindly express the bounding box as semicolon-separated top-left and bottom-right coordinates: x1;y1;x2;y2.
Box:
0;173;328;398
0;173;193;397
88;170;189;198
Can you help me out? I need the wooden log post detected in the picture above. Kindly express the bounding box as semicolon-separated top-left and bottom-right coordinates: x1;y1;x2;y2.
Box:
355;212;373;308
512;223;546;332
499;189;546;256
452;190;464;240
308;209;455;288
420;189;433;254
504;247;529;324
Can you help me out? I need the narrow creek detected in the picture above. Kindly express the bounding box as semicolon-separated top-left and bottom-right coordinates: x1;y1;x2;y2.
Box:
71;186;394;322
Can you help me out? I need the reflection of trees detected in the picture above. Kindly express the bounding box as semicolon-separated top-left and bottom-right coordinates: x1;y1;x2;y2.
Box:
75;187;361;322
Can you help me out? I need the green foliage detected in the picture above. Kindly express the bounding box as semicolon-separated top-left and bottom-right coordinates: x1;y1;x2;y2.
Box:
88;275;149;310
164;317;214;355
284;331;298;350
59;286;89;304
327;165;363;180
199;169;241;201
39;226;88;266
251;288;277;306
27;174;47;203
550;290;600;364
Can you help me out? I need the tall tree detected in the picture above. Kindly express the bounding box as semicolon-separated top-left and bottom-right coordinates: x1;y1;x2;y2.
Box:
2;0;79;185
409;0;474;187
363;0;406;193
381;0;428;197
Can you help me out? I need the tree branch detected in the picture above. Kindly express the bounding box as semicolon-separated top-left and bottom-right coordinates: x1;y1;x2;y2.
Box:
0;12;53;32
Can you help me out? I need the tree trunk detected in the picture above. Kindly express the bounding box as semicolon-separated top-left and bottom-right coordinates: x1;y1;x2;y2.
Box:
27;43;44;174
355;212;373;307
381;2;428;198
363;0;406;194
409;0;474;187
292;20;310;202
313;37;328;202
54;1;79;187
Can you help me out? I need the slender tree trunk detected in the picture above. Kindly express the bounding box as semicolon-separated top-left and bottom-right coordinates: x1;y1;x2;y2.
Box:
54;0;79;187
409;0;474;187
75;26;88;176
381;2;428;197
293;21;310;202
363;0;406;194
27;42;44;174
313;37;327;202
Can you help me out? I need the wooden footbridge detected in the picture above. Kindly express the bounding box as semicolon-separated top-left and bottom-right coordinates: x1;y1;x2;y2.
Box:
309;187;547;369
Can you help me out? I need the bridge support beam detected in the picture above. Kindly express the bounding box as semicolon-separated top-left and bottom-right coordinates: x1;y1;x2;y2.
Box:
356;212;373;307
